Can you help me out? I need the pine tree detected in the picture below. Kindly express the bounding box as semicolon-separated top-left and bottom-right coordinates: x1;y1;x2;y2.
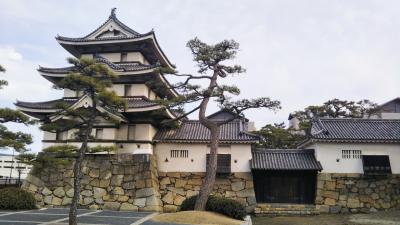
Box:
19;58;126;225
154;38;281;210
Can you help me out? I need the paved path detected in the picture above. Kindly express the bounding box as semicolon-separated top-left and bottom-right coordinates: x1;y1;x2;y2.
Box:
0;208;181;225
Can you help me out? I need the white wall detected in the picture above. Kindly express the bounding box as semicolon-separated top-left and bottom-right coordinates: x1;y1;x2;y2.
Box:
112;84;150;97
154;143;252;172
310;142;400;174
99;53;121;62
0;155;32;179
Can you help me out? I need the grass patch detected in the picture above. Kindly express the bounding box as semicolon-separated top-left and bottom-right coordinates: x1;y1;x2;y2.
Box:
152;211;242;225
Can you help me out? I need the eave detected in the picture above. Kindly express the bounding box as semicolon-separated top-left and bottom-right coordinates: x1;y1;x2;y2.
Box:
298;138;400;148
55;32;175;70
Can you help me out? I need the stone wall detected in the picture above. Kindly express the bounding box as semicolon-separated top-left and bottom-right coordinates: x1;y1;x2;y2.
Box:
22;154;163;212
316;173;400;213
158;172;256;213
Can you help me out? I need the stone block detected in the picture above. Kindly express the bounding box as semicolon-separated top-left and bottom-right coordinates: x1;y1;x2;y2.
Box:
325;181;336;191
187;190;199;197
247;196;257;205
175;179;187;188
160;177;171;185
167;187;185;196
112;187;124;195
136;188;155;198
162;192;174;205
89;169;100;178
111;175;124;186
174;195;185;206
134;198;147;207
44;196;52;205
237;189;255;198
118;195;129;202
166;172;181;178
324;198;336;206
104;202;121;210
122;181;135;190
187;178;202;186
53;187;65;198
316;204;330;213
61;197;72;206
147;195;162;206
81;190;93;197
163;205;177;213
120;203;138;211
330;206;341;214
347;198;360;208
321;190;339;200
66;188;74;198
93;187;106;199
99;179;110;188
136;179;146;189
52;197;62;206
232;181;245;192
83;197;94;205
42;187;52;196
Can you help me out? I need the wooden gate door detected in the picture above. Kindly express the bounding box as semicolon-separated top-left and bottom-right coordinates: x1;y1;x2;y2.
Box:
253;170;316;204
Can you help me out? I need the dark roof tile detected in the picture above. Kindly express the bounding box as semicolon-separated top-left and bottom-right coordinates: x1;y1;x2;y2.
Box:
310;118;400;141
154;120;259;143
251;149;322;171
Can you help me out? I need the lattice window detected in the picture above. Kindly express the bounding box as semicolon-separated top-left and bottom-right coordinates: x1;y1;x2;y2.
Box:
342;150;362;159
170;150;189;158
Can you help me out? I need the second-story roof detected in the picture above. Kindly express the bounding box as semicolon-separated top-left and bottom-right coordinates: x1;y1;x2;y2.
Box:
299;118;400;147
154;120;259;144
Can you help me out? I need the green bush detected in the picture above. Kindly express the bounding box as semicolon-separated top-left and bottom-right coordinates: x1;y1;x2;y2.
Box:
0;187;37;210
180;195;246;220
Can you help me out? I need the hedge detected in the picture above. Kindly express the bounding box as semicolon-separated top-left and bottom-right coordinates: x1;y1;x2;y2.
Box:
180;195;246;220
0;187;37;210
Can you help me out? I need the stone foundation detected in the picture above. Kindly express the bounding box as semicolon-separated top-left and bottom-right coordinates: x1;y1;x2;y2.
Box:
316;173;400;213
158;172;256;213
22;154;163;212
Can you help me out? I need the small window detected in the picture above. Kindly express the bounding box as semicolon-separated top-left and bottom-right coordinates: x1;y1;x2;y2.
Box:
127;125;136;140
342;150;362;159
170;150;189;158
121;53;128;62
56;131;63;141
95;129;103;139
124;85;132;96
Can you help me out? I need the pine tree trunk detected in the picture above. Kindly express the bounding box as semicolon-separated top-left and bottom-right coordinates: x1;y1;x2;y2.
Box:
69;98;95;225
68;126;91;225
194;126;219;210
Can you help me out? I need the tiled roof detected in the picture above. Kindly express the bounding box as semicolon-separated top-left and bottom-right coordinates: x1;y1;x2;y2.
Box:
38;57;157;74
16;97;159;111
16;98;76;110
309;118;400;142
56;8;147;42
154;120;259;143
251;149;323;171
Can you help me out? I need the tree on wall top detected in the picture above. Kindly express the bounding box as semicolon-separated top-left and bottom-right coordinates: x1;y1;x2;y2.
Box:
153;38;281;210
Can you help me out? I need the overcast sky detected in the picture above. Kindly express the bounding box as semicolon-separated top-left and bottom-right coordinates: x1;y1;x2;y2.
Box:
1;0;399;153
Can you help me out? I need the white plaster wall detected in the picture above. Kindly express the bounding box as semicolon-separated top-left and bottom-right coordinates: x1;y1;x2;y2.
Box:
127;52;148;64
81;54;93;59
0;155;32;179
311;142;400;174
117;143;153;154
99;53;121;62
111;84;150;97
381;113;400;119
135;124;156;141
154;143;252;172
64;89;76;98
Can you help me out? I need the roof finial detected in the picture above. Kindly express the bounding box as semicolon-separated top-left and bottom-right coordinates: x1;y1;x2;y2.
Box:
110;8;117;18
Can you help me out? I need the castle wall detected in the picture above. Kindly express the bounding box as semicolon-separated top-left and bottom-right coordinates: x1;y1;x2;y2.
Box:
316;173;400;213
22;154;163;212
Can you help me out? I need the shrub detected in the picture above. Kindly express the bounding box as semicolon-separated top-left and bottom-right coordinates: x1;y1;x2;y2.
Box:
0;187;37;210
179;195;246;220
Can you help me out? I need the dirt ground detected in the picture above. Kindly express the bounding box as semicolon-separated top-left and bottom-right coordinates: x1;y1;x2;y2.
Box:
252;210;400;225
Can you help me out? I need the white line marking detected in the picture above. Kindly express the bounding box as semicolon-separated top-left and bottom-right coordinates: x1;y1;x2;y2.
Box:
0;210;36;217
39;210;100;225
0;220;42;223
129;212;158;225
